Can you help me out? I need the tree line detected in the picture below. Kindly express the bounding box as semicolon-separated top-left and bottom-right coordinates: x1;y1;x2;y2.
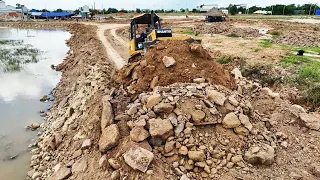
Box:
35;3;318;16
228;4;318;15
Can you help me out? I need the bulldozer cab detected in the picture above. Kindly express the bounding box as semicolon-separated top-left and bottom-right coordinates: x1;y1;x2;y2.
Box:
129;12;172;58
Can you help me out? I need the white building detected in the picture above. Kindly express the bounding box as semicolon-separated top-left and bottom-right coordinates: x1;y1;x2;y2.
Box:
197;4;218;12
0;0;16;13
253;10;272;15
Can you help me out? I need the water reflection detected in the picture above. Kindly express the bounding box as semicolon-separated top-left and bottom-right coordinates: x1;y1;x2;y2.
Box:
0;28;70;180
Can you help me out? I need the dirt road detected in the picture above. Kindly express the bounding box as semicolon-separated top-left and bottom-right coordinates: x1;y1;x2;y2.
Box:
96;23;127;69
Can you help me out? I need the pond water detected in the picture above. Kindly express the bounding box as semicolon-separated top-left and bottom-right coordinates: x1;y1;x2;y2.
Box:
0;28;70;180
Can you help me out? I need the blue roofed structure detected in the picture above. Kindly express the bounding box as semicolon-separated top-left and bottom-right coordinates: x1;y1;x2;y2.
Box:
41;12;74;18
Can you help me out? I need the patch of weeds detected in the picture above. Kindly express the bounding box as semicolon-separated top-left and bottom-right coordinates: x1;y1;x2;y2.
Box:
0;40;42;72
259;39;272;48
227;33;239;38
254;48;261;52
216;57;233;64
299;63;320;82
183;31;194;35
268;30;280;38
241;63;281;86
305;85;320;109
239;43;246;47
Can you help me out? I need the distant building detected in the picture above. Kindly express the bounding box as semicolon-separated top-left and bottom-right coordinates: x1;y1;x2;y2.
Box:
197;4;218;12
0;0;16;13
253;10;272;15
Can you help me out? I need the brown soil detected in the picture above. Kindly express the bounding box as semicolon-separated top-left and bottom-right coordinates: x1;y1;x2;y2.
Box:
104;29;129;60
115;40;235;95
0;22;73;29
192;22;260;37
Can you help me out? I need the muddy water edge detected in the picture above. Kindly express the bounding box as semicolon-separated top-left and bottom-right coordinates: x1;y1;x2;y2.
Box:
0;27;70;179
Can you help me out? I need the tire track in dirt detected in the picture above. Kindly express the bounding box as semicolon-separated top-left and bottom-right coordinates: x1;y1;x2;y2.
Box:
97;24;127;69
104;29;129;61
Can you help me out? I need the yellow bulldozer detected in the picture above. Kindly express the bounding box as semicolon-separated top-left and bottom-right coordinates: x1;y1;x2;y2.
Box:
128;11;192;60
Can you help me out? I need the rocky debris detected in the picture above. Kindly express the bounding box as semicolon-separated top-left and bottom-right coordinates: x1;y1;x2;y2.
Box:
299;113;320;131
273;31;320;47
99;155;108;169
239;114;253;131
244;144;275;165
222;112;241;129
111;170;120;180
193;78;206;84
123;146;154;172
130;127;150;142
99;124;120;153
310;163;320;177
154;102;174;113
162;56;177;68
26;122;40;131
290;104;306;117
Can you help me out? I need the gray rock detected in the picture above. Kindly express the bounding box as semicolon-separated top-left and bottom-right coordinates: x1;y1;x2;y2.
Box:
98;155;108;169
244;143;275;165
162;56;176;68
72;158;87;173
206;89;226;106
154;103;174;113
81;139;91;150
99;124;120;153
130;127;150;142
193;78;206;84
127;104;140;115
48;166;72;180
124;146;154;172
191;110;206;123
146;94;162;108
290;104;306;117
299;113;320;130
188;151;205;162
228;95;239;106
111;170;120;180
222;112;241;129
108;158;121;170
114;114;131;121
101;96;114;129
149;118;173;138
239;114;253;131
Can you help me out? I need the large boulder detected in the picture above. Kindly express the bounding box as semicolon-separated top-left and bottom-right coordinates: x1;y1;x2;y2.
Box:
206;89;226;106
299;113;320;130
124;146;154;172
222;112;241;129
99;124;120;153
244;144;275;165
101;96;114;129
149;118;173;138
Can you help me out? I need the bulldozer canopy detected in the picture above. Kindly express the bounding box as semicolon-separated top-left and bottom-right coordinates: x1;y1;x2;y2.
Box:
131;13;160;25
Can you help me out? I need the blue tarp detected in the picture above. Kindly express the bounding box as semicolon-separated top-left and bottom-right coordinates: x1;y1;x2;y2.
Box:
30;9;38;12
41;12;75;18
316;10;320;16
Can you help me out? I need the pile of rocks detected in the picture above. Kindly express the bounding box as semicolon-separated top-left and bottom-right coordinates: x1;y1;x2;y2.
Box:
102;73;283;179
273;31;320;47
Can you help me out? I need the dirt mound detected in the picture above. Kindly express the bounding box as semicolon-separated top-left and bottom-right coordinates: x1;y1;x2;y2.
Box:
193;22;260;37
273;31;320;47
115;40;234;95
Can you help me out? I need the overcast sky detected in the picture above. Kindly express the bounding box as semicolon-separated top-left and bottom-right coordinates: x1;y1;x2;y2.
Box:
3;0;320;10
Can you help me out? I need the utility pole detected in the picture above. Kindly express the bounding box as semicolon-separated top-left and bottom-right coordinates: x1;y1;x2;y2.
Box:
282;5;286;15
271;6;274;15
309;3;313;16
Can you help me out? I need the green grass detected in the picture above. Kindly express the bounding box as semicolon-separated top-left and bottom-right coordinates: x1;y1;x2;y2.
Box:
216;57;233;64
280;45;320;55
183;31;195;35
260;39;273;48
227;34;239;38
